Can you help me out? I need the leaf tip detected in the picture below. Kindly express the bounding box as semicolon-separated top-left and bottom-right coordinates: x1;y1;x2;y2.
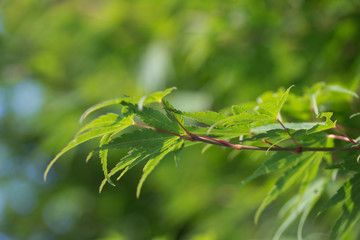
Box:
43;158;57;183
138;96;147;112
79;111;89;124
136;189;141;199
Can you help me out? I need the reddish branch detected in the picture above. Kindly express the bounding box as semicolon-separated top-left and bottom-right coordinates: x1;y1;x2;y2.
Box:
133;105;360;154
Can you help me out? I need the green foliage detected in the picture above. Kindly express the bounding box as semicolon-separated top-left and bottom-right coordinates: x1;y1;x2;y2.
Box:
2;0;360;239
46;84;360;239
44;113;134;182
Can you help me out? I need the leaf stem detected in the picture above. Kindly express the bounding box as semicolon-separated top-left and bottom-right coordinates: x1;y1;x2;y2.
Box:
327;134;358;143
161;100;197;139
133;122;183;138
231;145;360;152
250;132;281;148
276;118;303;153
133;121;360;153
334;124;358;144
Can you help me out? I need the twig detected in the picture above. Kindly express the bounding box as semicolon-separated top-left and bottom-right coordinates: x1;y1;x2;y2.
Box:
133;122;360;153
133;122;183;138
250;132;281;148
335;124;357;144
276;118;303;153
161;101;197;139
327;134;358;143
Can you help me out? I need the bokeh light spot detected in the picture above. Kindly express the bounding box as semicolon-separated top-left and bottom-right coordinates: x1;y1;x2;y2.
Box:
10;80;44;118
5;180;38;215
0;88;6;119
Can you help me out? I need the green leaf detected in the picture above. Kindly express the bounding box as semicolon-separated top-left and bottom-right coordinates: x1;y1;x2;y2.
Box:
327;85;359;98
85;151;94;163
240;151;313;188
80;96;135;123
136;137;184;198
327;162;360;172
176;110;230;126
141;87;177;103
277;85;295;114
186;125;251;138
80;87;176;122
251;122;327;134
134;105;182;133
255;152;317;223
335;174;360;238
256;85;294;118
246;113;335;144
232;105;248;115
98;129;182;192
273;178;327;240
78;113;125;134
350;112;360;119
220;113;274;126
298;152;325;202
99;149;143;193
99;133;115;187
44;114;134;182
309;92;319;115
319;183;347;215
319;174;360;239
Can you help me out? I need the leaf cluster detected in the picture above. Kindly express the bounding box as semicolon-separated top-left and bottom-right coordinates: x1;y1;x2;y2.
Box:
46;84;360;238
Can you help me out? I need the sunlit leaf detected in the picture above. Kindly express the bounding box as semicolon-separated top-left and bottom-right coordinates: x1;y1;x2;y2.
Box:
98;129;181;192
256;85;294;118
255;152;317;223
240;152;313;188
175;110;230;126
99;133;115;187
350;112;360;119
133;105;182;133
80;96;135;123
327;85;359;98
80;87;176;122
137;137;184;198
44;115;134;182
273;178;327;240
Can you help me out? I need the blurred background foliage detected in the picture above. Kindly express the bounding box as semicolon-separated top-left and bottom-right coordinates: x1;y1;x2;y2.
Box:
0;0;360;239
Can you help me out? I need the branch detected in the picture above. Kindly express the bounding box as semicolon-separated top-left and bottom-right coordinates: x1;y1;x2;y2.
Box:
276;118;302;153
133;122;360;153
327;134;358;143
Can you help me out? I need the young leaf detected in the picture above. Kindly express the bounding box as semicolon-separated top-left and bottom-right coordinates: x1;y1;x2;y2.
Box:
78;113;127;134
44;114;134;182
232;105;248;115
175;110;230;126
255;152;317;223
186;125;251;138
80;87;176;122
277;85;294;114
99;133;115;186
240;151;313;188
98;129;182;192
80;96;135;123
256;85;294;118
142;87;177;103
85;151;94;163
273;178;327;240
99;149;143;193
251;121;330;134
328;174;360;239
134;105;182;133
219;113;274;127
350;112;360;119
327;85;359;98
136;137;184;198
